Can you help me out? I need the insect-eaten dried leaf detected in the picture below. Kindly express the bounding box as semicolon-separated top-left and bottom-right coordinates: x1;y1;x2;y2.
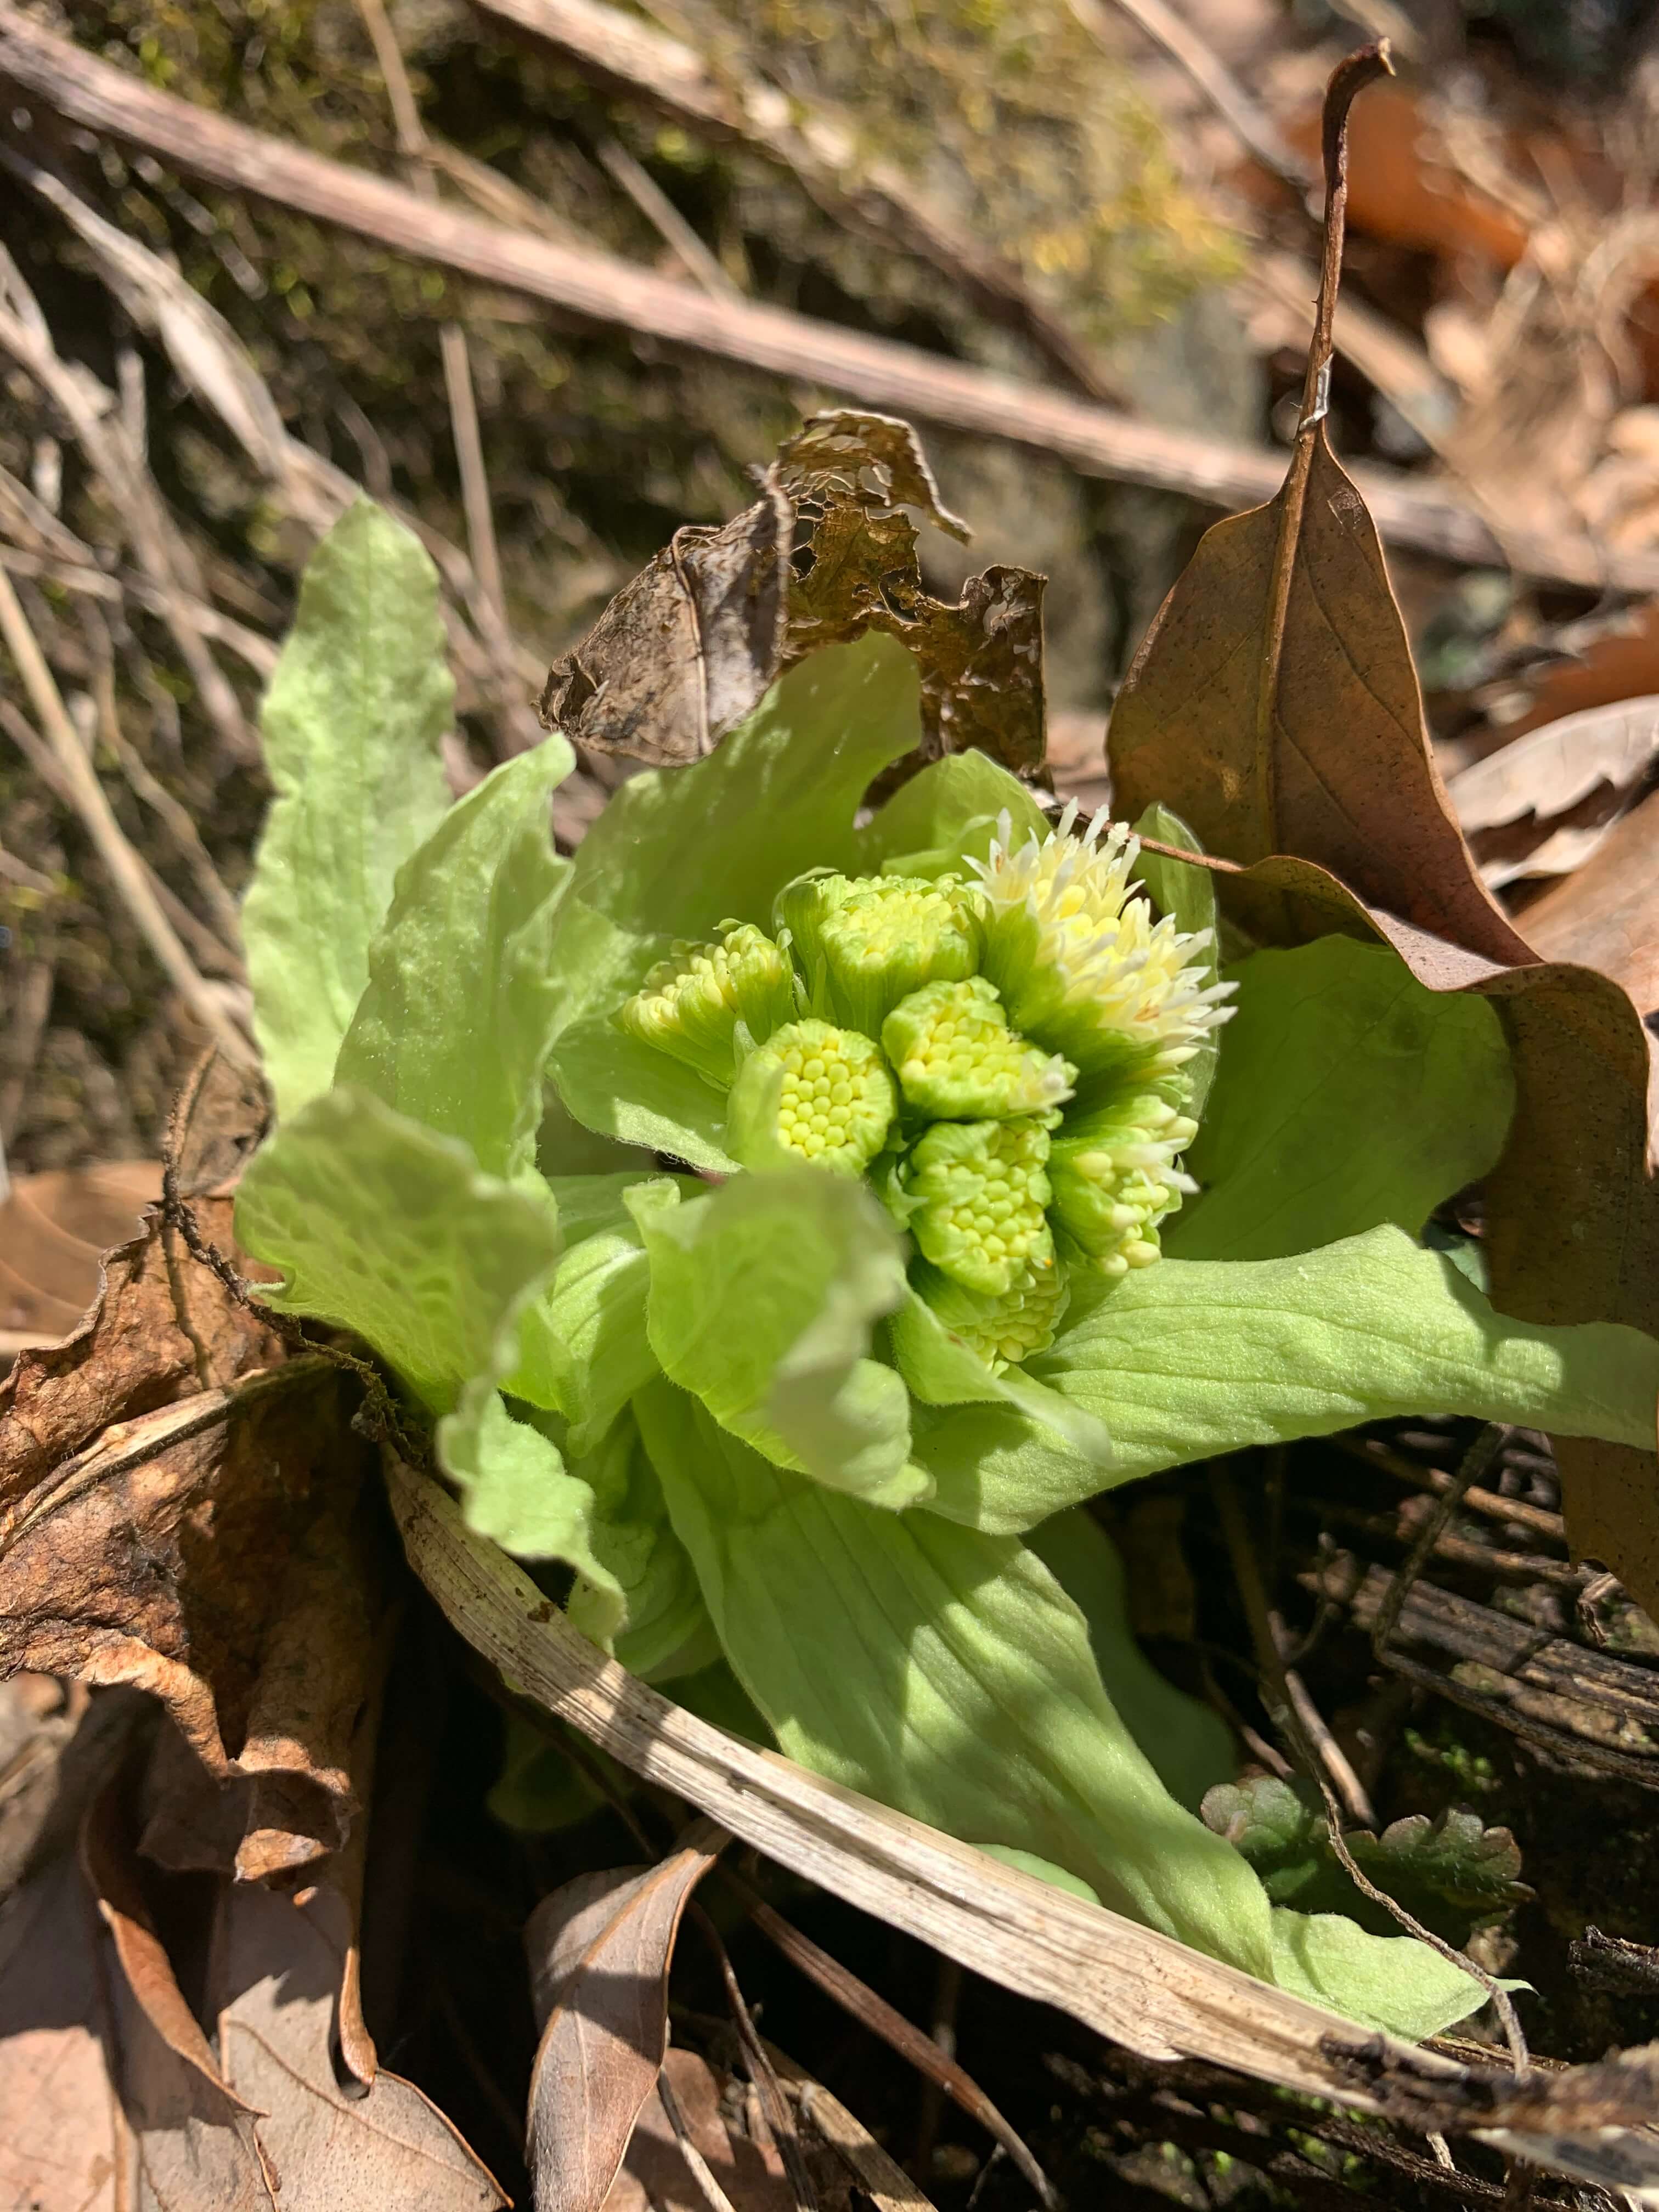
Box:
1106;47;1659;1617
525;1824;726;2212
539;409;1044;782
0;1194;382;1881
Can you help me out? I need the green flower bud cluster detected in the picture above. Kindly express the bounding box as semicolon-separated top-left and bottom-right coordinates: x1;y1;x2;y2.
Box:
616;811;1231;1369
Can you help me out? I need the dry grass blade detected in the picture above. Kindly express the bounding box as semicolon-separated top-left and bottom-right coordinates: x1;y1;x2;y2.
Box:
0;565;256;1066
4;2;1656;592
386;1458;1659;2194
525;1827;726;2212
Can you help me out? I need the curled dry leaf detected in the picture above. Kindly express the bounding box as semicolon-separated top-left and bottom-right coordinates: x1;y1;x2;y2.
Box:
1107;48;1659;1612
1445;695;1659;890
525;1822;726;2212
388;1460;1659;2196
539;409;1045;780
1520;786;1659;1019
0;1161;161;1354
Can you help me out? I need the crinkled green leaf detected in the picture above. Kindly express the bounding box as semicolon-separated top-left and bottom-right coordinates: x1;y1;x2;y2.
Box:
564;633;922;956
1027;1224;1659;1505
639;1380;1483;2035
856;749;1050;878
630;1175;923;1508
437;1388;625;1643
507;1174;672;1447
1171;939;1514;1263
1201;1775;1329;1905
335;737;575;1182
1026;1508;1233;1815
244;501;453;1121
888;1285;1114;1470
1349;1810;1531;1923
1128;804;1223;1116
234;1086;560;1414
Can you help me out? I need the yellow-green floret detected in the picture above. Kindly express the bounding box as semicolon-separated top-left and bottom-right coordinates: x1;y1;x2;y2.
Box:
617;923;798;1085
913;1258;1070;1370
901;1116;1056;1297
1048;1091;1199;1274
883;976;1075;1121
726;1018;896;1176
777;870;981;1035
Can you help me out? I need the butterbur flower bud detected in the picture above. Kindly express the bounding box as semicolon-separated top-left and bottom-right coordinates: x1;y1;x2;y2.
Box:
726;1018;896;1176
1048;1091;1200;1275
913;1257;1070;1370
776;869;981;1036
901;1116;1056;1297
970;803;1233;1086
617;923;798;1085
883;976;1075;1121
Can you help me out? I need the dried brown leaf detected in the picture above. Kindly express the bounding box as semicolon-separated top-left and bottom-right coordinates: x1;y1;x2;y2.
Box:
212;1881;507;2210
602;2048;796;2212
0;1190;383;1877
1519;786;1659;1018
1107;49;1659;1609
1446;696;1659;837
0;1162;161;1352
525;1825;726;2212
0;1850;129;2209
539;489;792;764
539;409;1045;782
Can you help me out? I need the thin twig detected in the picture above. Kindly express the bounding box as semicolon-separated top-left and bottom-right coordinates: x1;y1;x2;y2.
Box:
696;1908;820;2212
595;133;741;298
656;2056;744;2212
1370;1424;1511;1660
0;566;255;1064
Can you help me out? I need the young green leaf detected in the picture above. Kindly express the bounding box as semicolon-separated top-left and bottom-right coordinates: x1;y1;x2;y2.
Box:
856;749;1051;878
243;502;454;1121
335;737;575;1182
561;634;922;960
1172;939;1514;1262
437;1387;626;1644
638;1383;1483;2036
235;1086;560;1414
919;1224;1659;1531
629;1175;923;1508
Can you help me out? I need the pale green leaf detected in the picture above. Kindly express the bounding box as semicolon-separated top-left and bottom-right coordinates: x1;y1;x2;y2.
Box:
856;750;1051;877
888;1285;1114;1468
562;634;922;952
335;737;575;1181
637;1379;1485;2036
630;1175;924;1508
1032;1224;1659;1499
567;1411;721;1680
1172;939;1514;1262
550;1014;740;1175
437;1388;626;1644
244;501;453;1121
234;1086;560;1414
1268;1910;1481;2042
1024;1508;1234;1815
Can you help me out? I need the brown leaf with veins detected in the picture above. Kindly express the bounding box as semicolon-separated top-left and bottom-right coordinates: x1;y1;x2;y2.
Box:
603;2048;797;2212
1107;48;1659;1610
525;1823;727;2212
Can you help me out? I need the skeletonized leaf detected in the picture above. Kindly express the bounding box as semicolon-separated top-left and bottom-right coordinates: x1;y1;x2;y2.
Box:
524;1826;726;2212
